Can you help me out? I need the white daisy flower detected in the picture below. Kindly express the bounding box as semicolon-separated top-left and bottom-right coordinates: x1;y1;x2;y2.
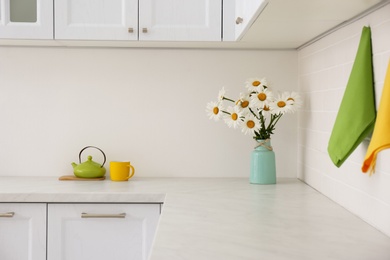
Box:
206;101;224;121
245;77;267;92
260;104;274;117
250;88;274;109
270;92;294;114
241;114;260;135
217;87;226;102
236;92;251;113
224;106;243;129
286;91;303;112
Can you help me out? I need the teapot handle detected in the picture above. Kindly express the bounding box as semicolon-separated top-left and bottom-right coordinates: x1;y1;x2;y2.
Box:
79;146;106;168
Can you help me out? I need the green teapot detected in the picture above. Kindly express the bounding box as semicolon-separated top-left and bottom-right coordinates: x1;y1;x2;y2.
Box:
71;146;106;178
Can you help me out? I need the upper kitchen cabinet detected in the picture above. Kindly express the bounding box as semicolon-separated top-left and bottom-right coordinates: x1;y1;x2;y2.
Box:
0;0;53;39
139;0;221;41
233;0;268;41
55;0;222;42
54;0;138;40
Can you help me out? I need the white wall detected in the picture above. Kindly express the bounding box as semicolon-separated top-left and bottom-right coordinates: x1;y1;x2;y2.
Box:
0;47;297;179
298;4;390;236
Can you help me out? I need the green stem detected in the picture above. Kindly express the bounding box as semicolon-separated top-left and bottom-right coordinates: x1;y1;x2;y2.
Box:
249;107;260;120
266;113;283;134
223;97;236;103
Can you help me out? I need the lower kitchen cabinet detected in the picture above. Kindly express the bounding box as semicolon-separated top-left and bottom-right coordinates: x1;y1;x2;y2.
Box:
47;203;160;260
0;203;160;260
0;203;47;260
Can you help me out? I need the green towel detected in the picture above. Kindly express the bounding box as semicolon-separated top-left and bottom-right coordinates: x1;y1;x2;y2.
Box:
328;26;376;167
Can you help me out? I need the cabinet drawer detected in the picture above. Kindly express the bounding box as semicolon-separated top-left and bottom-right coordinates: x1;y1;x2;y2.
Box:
47;203;160;260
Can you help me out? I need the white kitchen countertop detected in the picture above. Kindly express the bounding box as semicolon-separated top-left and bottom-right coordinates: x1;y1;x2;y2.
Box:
0;176;390;260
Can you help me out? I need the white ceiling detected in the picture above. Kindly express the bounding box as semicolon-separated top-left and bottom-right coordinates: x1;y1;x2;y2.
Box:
239;0;387;49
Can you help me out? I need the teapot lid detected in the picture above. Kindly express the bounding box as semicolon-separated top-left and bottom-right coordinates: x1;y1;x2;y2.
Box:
79;155;102;168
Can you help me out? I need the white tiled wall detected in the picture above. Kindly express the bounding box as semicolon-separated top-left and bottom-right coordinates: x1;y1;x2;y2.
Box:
298;3;390;236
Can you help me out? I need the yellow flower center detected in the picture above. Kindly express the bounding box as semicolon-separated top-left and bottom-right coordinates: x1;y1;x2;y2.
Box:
263;105;270;111
252;81;261;87
287;97;294;101
241;100;249;108
231;113;238;121
277;101;286;108
258;93;267;101
213;107;219;114
246;120;255;129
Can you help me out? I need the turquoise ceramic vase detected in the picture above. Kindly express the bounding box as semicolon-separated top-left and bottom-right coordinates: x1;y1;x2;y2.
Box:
250;139;276;184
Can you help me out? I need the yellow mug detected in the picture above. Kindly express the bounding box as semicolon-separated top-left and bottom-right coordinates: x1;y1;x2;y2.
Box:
110;161;135;181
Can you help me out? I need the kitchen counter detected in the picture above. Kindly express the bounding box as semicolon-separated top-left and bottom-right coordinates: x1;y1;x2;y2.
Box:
1;177;390;260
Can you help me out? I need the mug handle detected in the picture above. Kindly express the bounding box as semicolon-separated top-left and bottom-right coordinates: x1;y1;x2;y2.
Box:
127;165;135;179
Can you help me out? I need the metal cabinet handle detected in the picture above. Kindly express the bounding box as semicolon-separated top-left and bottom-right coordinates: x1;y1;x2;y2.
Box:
128;28;134;33
142;28;148;33
0;212;15;218
81;212;126;218
236;17;244;24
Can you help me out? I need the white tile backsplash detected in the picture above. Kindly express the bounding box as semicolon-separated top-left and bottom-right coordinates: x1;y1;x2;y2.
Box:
298;3;390;236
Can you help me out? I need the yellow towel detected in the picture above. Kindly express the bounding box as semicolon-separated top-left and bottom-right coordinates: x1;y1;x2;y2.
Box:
362;60;390;174
328;26;376;167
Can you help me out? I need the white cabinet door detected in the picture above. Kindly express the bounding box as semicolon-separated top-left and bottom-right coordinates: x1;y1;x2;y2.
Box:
235;0;268;40
0;0;53;39
139;0;222;41
0;203;46;260
47;203;160;260
54;0;138;40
